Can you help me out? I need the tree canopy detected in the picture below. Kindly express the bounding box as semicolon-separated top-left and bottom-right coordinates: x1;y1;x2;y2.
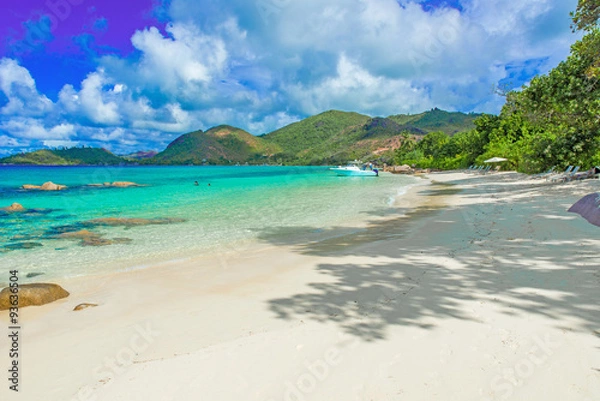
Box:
394;2;600;173
571;0;600;32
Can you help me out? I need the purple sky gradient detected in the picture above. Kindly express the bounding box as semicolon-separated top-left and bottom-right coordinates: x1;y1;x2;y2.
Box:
1;0;158;58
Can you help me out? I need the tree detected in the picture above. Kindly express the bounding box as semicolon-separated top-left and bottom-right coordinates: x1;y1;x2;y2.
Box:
571;0;600;32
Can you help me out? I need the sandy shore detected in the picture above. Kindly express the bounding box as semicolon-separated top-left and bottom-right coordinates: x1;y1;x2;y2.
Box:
2;171;600;401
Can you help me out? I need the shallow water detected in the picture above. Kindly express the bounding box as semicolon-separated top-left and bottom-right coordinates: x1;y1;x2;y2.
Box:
0;166;417;279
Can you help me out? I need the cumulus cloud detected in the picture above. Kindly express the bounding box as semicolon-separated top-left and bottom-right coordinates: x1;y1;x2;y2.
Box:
0;118;75;140
0;0;584;156
79;71;121;125
288;54;432;115
0;135;26;148
130;24;227;91
0;58;53;116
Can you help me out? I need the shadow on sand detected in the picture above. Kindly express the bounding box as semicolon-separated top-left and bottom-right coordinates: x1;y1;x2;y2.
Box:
256;178;600;342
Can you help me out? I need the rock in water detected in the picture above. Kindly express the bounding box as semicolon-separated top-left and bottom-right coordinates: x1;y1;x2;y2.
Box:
86;181;143;188
111;181;140;187
57;229;132;247
1;203;25;212
22;182;67;191
0;283;70;310
41;181;67;191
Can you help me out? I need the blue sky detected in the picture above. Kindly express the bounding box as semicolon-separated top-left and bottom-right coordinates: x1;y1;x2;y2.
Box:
0;0;581;155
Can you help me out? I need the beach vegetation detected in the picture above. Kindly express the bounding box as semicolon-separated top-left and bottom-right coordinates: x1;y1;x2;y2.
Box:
395;3;600;173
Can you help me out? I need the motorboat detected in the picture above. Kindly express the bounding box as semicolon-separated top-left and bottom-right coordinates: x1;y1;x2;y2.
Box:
330;161;379;176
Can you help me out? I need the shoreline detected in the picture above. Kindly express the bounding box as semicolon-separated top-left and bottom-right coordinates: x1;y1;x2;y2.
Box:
1;172;600;400
0;168;418;282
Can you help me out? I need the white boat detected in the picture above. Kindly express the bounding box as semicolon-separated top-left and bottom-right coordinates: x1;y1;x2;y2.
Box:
330;161;379;176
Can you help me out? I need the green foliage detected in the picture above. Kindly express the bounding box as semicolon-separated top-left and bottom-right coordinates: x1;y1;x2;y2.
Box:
0;150;73;165
571;0;600;32
263;110;371;164
0;148;126;165
394;130;479;170
478;29;600;172
388;108;480;135
263;109;478;165
393;28;600;174
53;147;126;165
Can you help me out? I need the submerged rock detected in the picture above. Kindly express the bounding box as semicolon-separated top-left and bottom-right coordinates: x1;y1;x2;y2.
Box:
45;223;88;236
80;236;131;247
57;229;99;240
84;217;186;227
111;181;141;187
42;216;184;247
26;272;45;279
2;242;43;251
87;181;143;188
0;283;69;310
10;234;41;241
22;181;67;191
57;229;132;247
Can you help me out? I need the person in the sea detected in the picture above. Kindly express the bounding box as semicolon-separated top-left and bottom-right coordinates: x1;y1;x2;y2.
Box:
194;181;199;186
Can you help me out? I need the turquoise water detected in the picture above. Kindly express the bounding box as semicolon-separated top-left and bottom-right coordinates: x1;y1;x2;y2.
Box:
0;166;416;279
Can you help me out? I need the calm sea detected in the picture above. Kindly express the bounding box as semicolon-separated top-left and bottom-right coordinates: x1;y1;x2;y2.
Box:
0;166;417;280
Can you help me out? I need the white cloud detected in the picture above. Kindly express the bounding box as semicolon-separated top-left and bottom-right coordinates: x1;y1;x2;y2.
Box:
466;0;553;35
0;135;26;147
0;58;53;117
288;54;432;115
43;140;80;148
0;119;75;140
79;71;121;125
131;103;195;132
129;23;228;95
247;111;300;135
57;71;122;125
0;0;585;156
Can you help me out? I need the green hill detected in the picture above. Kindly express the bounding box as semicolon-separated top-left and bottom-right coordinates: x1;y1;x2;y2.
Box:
0;148;126;165
264;110;371;160
388;108;480;135
263;111;432;164
0;150;72;165
151;125;282;165
0;109;480;166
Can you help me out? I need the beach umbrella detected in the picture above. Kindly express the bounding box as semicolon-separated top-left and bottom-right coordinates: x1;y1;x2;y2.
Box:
484;157;508;163
568;193;600;227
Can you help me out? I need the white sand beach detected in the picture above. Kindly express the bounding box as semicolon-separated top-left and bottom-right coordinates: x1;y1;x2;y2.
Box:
2;171;600;401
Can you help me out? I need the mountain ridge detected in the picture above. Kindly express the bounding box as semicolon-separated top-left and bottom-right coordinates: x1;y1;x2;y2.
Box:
0;109;480;166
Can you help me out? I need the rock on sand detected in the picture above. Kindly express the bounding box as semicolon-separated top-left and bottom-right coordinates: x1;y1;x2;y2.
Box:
0;283;69;310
